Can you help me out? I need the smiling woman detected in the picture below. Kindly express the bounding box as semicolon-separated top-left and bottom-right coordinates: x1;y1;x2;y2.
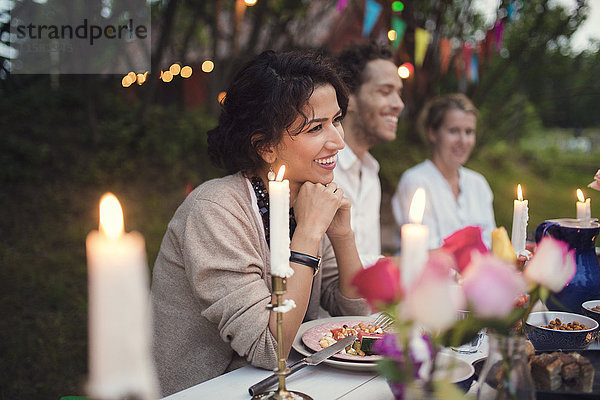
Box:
150;50;370;397
267;84;345;195
391;93;497;251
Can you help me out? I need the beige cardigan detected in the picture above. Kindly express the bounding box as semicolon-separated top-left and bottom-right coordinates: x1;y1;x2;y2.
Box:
151;172;370;396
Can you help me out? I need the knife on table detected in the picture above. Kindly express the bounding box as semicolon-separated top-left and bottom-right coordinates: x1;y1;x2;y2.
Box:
248;334;357;396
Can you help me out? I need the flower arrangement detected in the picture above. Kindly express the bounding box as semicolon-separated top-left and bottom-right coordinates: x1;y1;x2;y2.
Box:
350;226;576;399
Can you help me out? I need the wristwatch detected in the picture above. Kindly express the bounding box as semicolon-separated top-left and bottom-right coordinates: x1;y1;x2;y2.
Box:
289;251;321;276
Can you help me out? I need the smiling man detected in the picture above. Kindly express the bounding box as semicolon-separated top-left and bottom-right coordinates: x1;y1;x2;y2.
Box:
333;42;404;265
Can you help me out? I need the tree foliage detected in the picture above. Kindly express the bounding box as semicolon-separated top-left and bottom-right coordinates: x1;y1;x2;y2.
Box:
2;0;597;145
470;0;591;143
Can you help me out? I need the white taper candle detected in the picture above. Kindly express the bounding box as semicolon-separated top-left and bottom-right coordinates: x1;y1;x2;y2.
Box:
269;166;293;278
511;184;529;256
86;193;158;400
576;188;591;219
400;188;429;290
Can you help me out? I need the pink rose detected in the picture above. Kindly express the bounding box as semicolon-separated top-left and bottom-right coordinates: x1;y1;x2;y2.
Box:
403;253;466;332
441;226;489;273
524;237;576;292
461;253;527;318
351;258;403;309
588;169;600;191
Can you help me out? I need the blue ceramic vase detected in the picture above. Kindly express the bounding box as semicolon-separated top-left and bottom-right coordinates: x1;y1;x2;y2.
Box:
535;218;600;313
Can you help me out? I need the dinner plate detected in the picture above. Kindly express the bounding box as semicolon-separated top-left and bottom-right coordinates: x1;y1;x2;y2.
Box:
292;316;379;371
301;319;383;362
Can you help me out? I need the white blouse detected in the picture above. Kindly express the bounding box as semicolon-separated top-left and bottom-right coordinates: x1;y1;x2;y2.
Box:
391;159;496;251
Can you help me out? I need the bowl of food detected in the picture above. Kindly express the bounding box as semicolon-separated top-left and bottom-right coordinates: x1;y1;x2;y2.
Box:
432;352;475;392
525;311;598;351
582;300;600;325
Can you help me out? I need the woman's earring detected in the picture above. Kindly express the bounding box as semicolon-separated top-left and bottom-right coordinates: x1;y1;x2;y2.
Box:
267;165;275;181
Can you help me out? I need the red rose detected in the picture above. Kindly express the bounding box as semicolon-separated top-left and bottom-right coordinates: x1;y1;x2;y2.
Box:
441;226;488;273
351;258;403;310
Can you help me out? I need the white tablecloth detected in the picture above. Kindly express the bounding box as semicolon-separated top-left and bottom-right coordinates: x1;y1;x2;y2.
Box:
163;335;489;400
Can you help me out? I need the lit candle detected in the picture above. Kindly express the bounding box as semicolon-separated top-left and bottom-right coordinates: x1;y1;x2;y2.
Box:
86;193;158;399
269;166;293;278
576;188;591;219
511;184;529;256
401;188;429;289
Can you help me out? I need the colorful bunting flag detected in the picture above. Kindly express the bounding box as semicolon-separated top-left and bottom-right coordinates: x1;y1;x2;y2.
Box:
485;29;495;60
477;41;485;64
235;0;246;27
439;37;452;74
337;0;350;12
507;2;515;20
462;43;473;79
363;0;382;37
477;41;486;73
391;17;407;50
470;53;479;83
454;52;464;80
494;20;504;53
414;27;431;67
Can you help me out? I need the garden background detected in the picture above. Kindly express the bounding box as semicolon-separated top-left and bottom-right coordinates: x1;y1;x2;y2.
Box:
1;0;599;398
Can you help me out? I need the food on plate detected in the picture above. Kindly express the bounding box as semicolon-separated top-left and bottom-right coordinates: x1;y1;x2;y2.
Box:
319;333;336;349
540;318;590;331
530;352;595;392
318;322;383;356
358;331;384;355
591;305;600;312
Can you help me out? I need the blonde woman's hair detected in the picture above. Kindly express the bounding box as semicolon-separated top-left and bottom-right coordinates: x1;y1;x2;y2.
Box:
418;93;478;146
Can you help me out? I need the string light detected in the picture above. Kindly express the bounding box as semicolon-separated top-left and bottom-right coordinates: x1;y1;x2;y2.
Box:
392;1;404;12
245;0;257;6
122;71;149;87
202;60;215;73
398;62;414;79
181;66;193;78
218;91;227;104
388;30;397;41
122;75;133;87
169;63;181;75
162;70;173;82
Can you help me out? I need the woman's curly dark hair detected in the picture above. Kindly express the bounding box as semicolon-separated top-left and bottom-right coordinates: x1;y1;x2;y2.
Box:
207;50;349;174
335;41;393;95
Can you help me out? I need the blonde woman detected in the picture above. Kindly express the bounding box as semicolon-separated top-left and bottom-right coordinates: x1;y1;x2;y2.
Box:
392;93;496;251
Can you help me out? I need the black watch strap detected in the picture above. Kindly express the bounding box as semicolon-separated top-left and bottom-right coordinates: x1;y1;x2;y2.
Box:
289;251;321;275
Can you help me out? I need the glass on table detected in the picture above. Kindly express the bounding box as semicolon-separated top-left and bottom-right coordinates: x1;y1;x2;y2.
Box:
451;310;485;354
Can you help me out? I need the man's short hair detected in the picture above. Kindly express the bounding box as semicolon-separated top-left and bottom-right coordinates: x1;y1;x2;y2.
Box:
335;41;394;94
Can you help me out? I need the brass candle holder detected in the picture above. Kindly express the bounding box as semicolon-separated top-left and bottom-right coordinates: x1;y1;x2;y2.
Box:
251;275;312;400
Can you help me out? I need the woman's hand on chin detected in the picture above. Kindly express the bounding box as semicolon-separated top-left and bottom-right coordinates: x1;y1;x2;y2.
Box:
293;181;344;240
326;196;354;241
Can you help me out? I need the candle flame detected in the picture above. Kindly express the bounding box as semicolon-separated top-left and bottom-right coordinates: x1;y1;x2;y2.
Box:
577;188;585;202
276;165;286;182
517;184;523;202
408;187;426;224
99;193;124;239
